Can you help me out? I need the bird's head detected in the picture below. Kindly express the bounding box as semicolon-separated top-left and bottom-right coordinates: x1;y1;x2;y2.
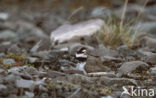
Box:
75;48;87;61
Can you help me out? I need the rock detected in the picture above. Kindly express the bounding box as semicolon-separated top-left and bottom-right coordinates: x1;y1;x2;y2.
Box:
146;54;156;65
88;45;119;57
16;79;35;90
31;51;49;58
8;66;38;79
27;57;38;63
4;74;21;83
0;68;5;73
0;84;7;96
118;61;149;77
70;88;99;98
150;67;156;74
68;74;94;84
85;56;110;73
0;12;9;20
138;49;155;56
100;96;113;98
144;5;156;21
25;91;34;98
38;93;49;98
90;6;111;18
47;70;66;78
0;84;7;90
50;19;104;44
0;41;11;52
101;56;123;63
0;30;16;40
63;69;84;74
15;20;48;39
23;66;39;75
3;58;16;65
7;44;23;54
100;77;137;86
136;22;156;36
0;53;4;57
7;94;18;98
140;36;156;51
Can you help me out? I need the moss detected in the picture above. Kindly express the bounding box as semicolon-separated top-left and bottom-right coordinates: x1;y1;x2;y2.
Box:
2;64;12;69
4;53;26;61
47;81;75;90
0;53;34;69
25;61;34;67
48;83;57;88
98;87;112;95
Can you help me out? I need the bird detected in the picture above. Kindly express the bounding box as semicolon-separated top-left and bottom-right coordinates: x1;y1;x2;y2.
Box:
75;47;88;75
75;47;110;75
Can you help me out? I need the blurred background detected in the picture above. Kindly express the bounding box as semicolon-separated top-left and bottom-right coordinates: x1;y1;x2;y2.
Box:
0;0;155;34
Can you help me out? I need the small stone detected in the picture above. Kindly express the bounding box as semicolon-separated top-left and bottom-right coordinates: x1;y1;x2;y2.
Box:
4;74;21;83
16;79;35;90
7;44;22;54
0;53;4;57
140;37;156;51
47;70;66;78
3;58;16;65
0;12;9;20
146;54;156;65
0;84;7;90
0;84;7;96
0;68;5;73
0;30;16;40
27;57;38;63
25;91;34;98
88;45;118;57
90;6;111;18
85;56;110;73
100;77;137;86
150;67;156;74
118;61;149;77
50;19;104;44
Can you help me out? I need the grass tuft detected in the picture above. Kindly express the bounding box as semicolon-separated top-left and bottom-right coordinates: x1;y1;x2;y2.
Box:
97;0;148;49
98;19;138;49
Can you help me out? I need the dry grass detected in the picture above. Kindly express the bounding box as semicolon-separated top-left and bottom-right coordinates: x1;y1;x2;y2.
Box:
97;0;148;49
98;19;137;49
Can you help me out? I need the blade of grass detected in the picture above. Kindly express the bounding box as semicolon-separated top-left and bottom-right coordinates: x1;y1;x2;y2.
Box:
120;0;128;30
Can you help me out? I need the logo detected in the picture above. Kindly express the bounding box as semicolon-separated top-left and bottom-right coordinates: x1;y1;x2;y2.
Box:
121;86;155;97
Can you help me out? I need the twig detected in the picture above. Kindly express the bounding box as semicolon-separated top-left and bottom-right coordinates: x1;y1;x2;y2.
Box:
88;72;115;77
134;0;149;24
67;6;84;21
120;0;128;30
68;88;81;98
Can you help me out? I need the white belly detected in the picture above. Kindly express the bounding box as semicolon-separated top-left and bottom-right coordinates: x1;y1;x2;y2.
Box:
76;62;87;74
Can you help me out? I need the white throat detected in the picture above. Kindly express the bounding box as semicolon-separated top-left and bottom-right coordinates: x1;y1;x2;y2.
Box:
76;53;87;58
